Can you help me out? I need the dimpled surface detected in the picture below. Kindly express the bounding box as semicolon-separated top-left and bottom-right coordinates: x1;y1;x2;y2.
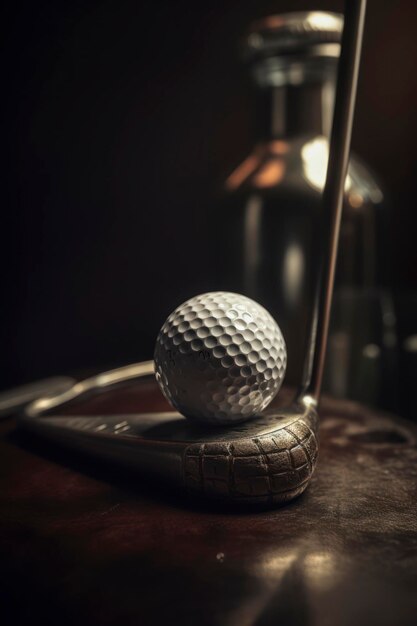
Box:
154;292;287;424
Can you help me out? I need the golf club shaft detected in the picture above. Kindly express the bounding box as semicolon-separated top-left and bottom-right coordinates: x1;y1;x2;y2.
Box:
301;0;367;403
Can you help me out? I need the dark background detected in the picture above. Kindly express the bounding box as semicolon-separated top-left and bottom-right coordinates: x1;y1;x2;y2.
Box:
1;0;417;390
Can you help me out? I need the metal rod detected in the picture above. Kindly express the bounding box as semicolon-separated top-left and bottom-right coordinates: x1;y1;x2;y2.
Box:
301;0;367;403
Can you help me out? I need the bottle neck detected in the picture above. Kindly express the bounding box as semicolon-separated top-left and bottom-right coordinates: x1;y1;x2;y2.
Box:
255;80;335;142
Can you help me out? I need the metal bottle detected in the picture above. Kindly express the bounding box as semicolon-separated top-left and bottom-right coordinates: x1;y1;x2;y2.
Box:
219;12;396;407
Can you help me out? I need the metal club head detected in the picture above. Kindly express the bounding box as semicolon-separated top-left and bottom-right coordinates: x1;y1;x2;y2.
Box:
23;361;318;505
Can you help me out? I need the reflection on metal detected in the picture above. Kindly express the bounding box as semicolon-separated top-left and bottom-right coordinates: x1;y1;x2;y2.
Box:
301;137;352;192
269;140;289;155
247;12;342;87
348;192;364;208
244;195;262;295
226;142;289;192
302;134;383;205
253;160;286;188
31;361;154;414
272;89;286;137
0;376;75;418
327;331;350;397
322;78;336;137
251;12;342;37
225;154;261;190
282;242;305;309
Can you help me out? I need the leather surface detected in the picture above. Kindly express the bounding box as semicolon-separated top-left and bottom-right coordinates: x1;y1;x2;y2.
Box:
1;379;417;626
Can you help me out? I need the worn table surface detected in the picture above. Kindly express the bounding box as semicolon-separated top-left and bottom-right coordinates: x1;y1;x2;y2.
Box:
1;378;417;626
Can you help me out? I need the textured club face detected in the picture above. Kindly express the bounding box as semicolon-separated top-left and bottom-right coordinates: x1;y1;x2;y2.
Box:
154;292;287;425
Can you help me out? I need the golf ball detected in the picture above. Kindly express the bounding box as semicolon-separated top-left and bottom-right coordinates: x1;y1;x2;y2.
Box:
154;292;287;425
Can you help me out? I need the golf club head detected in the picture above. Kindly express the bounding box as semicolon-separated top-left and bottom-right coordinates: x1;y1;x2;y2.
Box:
21;362;318;506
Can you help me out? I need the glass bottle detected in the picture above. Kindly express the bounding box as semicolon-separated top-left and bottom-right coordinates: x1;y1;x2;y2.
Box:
218;12;397;407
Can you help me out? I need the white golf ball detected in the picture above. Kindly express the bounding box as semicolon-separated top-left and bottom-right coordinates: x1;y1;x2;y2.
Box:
154;292;287;425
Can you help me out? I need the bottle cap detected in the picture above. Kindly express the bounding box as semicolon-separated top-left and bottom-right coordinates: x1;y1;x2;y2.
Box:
244;12;342;60
243;12;343;86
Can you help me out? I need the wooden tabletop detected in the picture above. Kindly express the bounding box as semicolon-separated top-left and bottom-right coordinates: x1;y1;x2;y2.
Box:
1;378;416;626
